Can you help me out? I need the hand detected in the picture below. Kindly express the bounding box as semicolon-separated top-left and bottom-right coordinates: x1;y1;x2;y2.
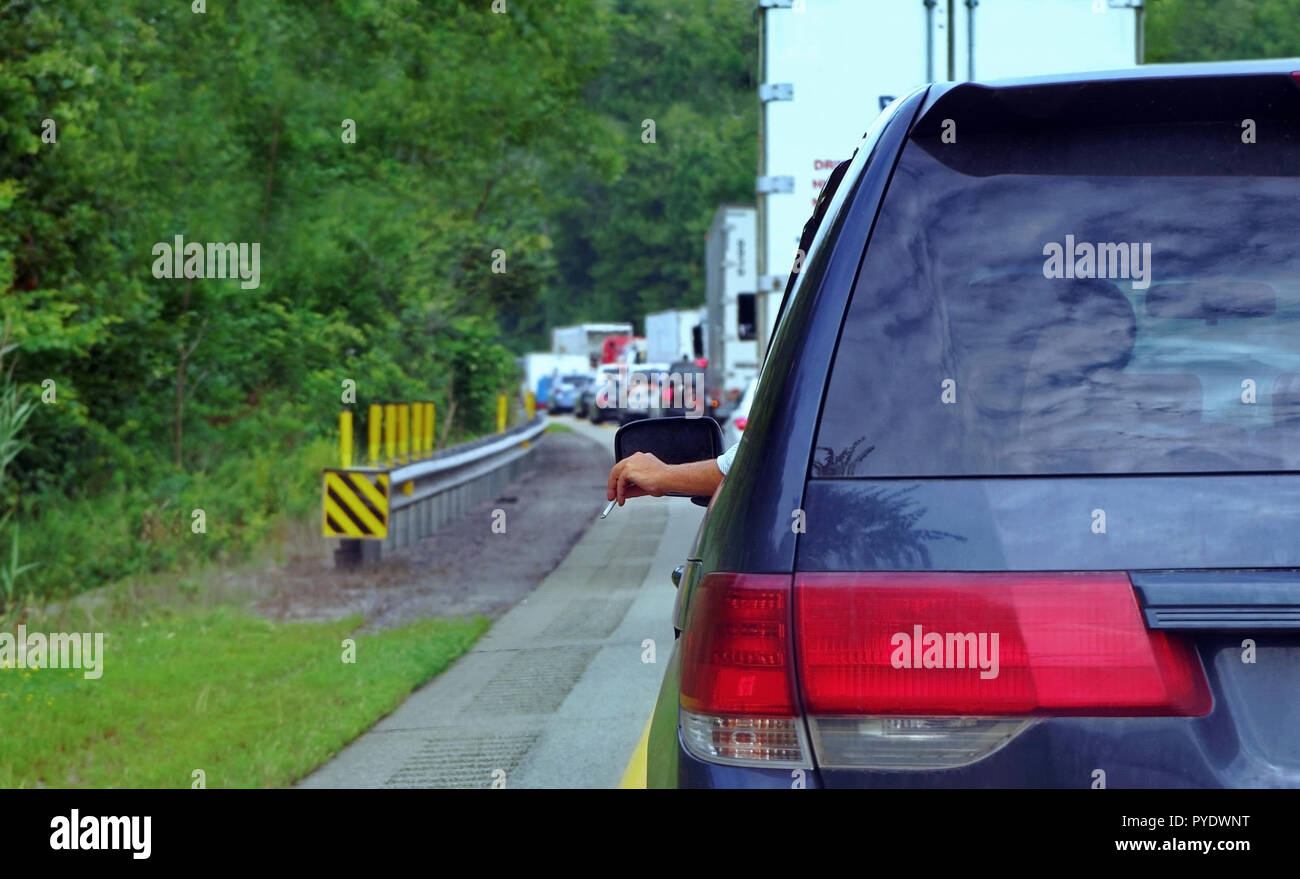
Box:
607;451;671;506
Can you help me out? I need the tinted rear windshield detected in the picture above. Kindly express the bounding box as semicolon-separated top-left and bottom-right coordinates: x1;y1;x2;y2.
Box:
815;105;1300;477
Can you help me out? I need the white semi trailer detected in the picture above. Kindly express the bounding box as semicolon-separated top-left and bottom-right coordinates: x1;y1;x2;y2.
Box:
645;307;706;365
754;0;1144;361
704;205;759;417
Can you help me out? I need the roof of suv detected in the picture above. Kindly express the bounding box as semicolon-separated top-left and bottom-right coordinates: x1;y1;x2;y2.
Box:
921;57;1300;115
915;58;1300;140
931;57;1300;94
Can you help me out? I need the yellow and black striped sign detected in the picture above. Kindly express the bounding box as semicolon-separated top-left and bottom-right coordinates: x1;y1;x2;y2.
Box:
322;470;390;538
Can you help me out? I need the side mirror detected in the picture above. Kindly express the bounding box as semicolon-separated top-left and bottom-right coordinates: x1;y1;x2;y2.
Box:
613;416;724;507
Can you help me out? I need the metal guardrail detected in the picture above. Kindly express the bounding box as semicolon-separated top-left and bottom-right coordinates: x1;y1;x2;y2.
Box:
327;401;545;568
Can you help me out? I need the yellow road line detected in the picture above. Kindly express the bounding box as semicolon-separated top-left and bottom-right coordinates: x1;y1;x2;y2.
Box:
618;713;653;789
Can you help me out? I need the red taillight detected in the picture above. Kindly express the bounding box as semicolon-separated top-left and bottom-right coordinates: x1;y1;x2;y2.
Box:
733;415;748;431
680;573;796;716
795;572;1211;717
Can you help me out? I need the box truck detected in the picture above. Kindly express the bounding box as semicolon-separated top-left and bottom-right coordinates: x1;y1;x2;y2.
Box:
550;323;634;367
754;0;1143;361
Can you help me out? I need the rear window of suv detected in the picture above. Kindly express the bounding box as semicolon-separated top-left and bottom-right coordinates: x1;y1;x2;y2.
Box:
814;101;1300;477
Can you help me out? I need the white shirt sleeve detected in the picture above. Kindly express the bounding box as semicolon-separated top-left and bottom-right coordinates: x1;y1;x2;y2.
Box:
716;441;740;476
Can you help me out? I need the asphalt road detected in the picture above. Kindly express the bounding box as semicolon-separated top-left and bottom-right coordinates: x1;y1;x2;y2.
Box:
299;416;703;788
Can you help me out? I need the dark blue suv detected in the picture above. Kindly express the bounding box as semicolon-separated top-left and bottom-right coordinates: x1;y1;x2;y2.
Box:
647;61;1300;789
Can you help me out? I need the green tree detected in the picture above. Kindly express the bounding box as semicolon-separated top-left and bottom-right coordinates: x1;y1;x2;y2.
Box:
0;0;627;600
540;0;758;336
1146;0;1300;62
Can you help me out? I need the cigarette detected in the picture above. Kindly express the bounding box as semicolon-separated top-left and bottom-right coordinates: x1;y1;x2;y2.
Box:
600;499;617;519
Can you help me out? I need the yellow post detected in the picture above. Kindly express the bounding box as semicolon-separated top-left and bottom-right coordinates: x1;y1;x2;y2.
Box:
417;402;429;457
384;403;397;464
426;402;436;454
398;403;410;461
339;411;353;469
521;391;535;448
411;402;423;458
368;403;381;465
497;394;507;433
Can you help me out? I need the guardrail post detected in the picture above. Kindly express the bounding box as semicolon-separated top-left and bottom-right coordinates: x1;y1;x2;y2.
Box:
339;411;353;469
497;394;507;433
426;402;436;455
420;401;430;457
336;538;381;568
384;403;397;464
522;391;535;448
418;402;425;454
398;402;410;462
368;403;381;465
412;402;423;459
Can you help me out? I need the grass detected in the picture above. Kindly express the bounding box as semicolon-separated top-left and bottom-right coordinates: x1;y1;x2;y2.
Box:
544;420;573;433
1;406;510;787
13;436;337;608
0;607;489;788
